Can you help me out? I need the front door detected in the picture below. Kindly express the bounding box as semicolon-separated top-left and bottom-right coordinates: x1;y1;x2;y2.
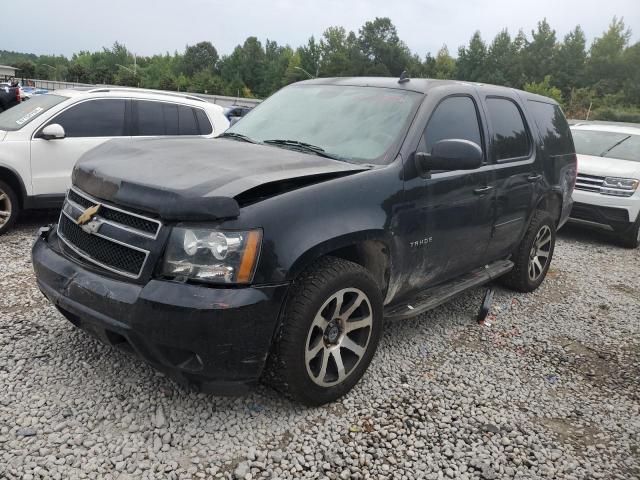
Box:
30;98;130;195
398;94;495;298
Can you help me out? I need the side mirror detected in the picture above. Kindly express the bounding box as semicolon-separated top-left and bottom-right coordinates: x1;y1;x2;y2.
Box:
41;124;66;140
415;139;483;176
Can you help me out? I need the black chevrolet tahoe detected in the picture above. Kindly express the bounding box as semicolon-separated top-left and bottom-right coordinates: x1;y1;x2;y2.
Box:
32;77;577;405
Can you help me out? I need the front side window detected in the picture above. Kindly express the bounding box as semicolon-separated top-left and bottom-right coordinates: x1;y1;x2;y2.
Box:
48;99;126;138
486;98;530;161
225;84;423;164
419;96;483;159
0;94;68;131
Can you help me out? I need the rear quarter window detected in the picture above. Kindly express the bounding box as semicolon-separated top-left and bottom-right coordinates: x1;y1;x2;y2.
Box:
527;100;574;156
194;109;213;135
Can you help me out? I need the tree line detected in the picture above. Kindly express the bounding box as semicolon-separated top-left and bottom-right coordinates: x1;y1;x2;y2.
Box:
1;17;638;121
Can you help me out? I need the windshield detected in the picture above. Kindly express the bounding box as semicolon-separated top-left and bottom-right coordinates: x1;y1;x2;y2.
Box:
226;84;423;164
572;129;630;156
0;94;68;131
605;134;640;162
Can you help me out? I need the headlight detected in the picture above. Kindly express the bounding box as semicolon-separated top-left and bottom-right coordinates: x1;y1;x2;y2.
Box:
601;177;639;197
161;228;262;284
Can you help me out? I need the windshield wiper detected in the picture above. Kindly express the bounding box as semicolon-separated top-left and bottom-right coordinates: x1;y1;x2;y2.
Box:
219;132;257;143
263;139;346;161
600;135;631;156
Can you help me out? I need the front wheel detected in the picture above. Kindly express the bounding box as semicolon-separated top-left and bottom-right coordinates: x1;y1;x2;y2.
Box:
0;180;19;235
264;257;383;406
500;210;556;292
619;217;640;249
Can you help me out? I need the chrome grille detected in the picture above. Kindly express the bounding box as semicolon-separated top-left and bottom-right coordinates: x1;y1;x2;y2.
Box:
67;188;160;237
574;173;605;192
58;214;147;276
57;188;161;279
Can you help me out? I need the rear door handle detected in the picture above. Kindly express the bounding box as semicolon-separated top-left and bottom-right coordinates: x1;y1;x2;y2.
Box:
473;186;494;195
527;174;542;183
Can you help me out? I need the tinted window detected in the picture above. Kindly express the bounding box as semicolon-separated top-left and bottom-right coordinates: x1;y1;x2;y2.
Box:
527;101;573;155
486;98;530;161
194;109;213;135
420;96;482;157
51;99;126;137
178;106;198;135
136;101;178;136
571;129;630;157
605;134;640;162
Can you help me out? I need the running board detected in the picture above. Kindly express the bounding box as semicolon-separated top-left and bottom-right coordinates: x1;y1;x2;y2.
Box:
384;259;514;321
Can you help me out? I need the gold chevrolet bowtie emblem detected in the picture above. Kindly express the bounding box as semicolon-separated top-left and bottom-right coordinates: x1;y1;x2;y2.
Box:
77;203;101;225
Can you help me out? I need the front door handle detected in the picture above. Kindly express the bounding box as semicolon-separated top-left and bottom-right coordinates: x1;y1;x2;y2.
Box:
473;186;494;195
527;174;542;183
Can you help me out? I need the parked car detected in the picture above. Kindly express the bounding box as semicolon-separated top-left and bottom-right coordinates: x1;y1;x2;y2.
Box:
32;78;577;405
569;123;640;248
0;82;21;111
0;88;229;233
223;105;253;123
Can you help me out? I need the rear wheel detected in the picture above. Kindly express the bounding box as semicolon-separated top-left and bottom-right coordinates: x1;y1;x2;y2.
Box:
264;257;383;406
500;210;556;292
0;180;19;235
620;217;640;249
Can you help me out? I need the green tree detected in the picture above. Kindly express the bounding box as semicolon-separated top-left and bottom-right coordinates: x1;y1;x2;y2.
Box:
183;41;218;76
587;17;631;96
358;17;412;76
457;31;487;82
432;46;456;79
553;26;587;97
523;75;563;103
522;19;557;83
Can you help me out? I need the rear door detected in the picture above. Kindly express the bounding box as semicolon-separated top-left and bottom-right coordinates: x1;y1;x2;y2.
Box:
30;98;130;195
399;91;495;296
481;94;539;261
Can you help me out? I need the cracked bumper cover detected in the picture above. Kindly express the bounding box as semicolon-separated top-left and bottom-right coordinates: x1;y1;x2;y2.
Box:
32;227;288;395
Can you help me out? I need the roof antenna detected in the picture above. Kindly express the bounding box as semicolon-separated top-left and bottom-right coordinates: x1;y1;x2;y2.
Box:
398;70;410;84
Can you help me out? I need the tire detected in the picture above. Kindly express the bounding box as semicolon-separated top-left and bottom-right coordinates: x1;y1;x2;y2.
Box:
500;210;556;293
264;256;383;406
619;217;640;249
0;180;20;235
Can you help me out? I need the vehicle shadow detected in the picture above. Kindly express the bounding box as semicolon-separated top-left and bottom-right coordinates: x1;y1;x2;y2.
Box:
16;209;60;231
557;222;622;249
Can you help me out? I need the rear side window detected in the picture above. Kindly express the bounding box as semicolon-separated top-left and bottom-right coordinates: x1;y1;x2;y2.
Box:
195;109;213;135
420;96;483;158
527;100;573;155
177;106;198;135
485;98;530;161
136;101;206;136
136;101;178;136
50;99;126;138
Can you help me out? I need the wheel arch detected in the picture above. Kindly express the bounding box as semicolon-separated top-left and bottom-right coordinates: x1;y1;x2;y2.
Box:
0;164;27;208
287;231;393;298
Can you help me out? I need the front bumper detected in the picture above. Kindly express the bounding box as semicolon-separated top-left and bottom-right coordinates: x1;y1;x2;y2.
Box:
32;227;289;395
569;196;636;234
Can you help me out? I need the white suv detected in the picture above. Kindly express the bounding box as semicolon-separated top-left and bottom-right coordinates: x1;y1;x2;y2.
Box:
0;88;229;234
570;123;640;248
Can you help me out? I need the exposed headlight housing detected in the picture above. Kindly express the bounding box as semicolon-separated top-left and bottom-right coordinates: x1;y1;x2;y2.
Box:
161;228;262;284
601;177;639;197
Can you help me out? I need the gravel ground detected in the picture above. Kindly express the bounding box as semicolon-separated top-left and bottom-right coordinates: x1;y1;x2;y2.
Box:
1;212;639;480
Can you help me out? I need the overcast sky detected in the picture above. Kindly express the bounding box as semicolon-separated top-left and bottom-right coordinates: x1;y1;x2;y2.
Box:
3;0;639;58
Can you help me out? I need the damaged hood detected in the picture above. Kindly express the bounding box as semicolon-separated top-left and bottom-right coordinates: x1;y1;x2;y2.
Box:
73;137;368;221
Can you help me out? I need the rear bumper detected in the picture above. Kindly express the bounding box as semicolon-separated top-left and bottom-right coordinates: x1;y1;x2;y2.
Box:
32;226;289;395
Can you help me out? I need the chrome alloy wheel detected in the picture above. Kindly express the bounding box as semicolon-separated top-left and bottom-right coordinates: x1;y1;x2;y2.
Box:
0;186;12;229
305;288;373;387
528;225;552;281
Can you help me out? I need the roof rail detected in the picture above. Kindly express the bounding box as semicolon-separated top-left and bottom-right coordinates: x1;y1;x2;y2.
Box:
86;87;207;103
